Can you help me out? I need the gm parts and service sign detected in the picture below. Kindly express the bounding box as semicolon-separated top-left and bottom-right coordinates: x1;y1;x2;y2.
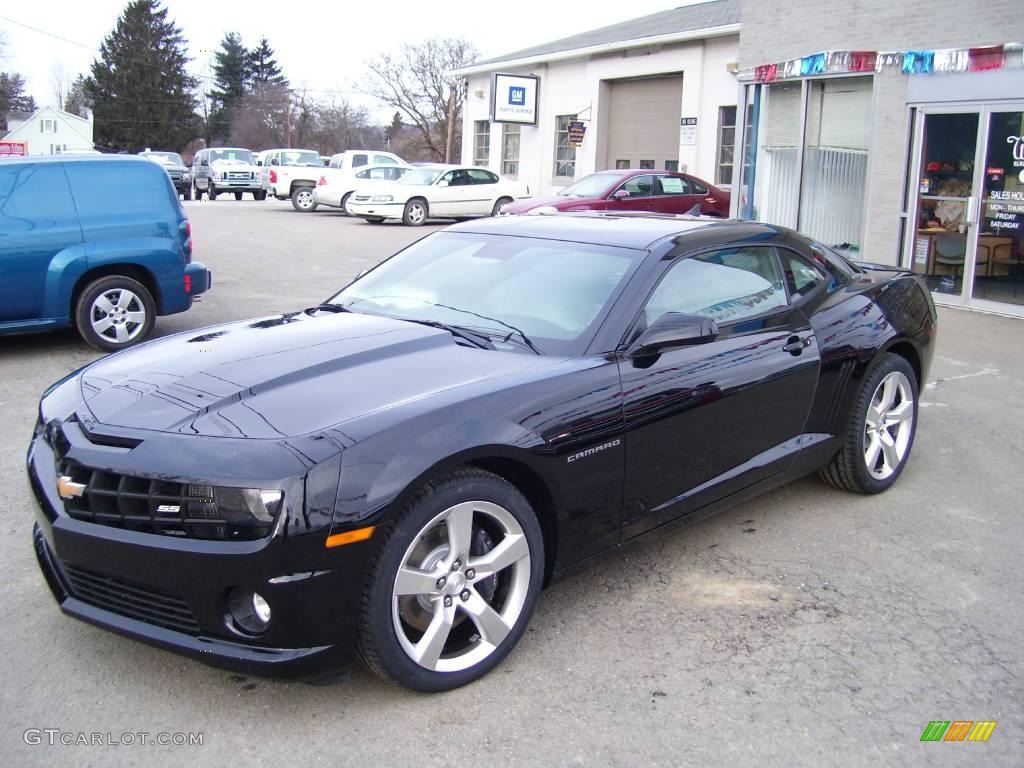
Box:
492;74;539;125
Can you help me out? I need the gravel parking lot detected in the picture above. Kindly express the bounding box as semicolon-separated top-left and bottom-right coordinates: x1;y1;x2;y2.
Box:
1;199;1021;767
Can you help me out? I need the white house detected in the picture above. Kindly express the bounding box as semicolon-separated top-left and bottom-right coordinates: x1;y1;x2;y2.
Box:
454;0;740;196
3;106;95;156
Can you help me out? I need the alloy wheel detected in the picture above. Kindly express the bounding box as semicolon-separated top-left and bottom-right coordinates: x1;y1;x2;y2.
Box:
391;500;531;673
296;189;314;209
407;202;426;224
863;370;914;480
89;288;147;346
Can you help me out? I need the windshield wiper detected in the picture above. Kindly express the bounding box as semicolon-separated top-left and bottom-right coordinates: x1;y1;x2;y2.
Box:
400;319;496;350
304;303;351;315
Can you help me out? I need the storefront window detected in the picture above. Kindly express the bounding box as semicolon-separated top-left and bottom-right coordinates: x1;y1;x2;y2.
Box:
798;77;872;252
750;81;802;228
975;111;1024;306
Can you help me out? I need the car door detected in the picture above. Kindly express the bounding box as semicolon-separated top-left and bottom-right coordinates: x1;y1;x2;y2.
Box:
0;161;83;322
650;174;697;214
429;169;467;216
617;244;821;540
466;169;500;214
605;174;658;212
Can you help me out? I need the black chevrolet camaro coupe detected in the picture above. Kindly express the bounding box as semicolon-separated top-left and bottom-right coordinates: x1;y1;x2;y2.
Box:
29;213;936;691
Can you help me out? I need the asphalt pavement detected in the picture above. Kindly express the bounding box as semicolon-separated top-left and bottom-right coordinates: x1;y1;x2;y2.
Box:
0;198;1021;767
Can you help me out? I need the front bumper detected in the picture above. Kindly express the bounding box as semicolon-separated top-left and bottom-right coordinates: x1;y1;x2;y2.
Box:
26;423;372;679
347;202;404;219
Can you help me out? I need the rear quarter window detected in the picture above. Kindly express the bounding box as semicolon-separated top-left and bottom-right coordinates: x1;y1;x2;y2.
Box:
0;163;77;223
65;162;171;219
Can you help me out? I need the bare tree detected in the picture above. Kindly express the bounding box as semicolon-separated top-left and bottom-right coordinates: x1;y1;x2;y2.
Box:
51;64;72;110
363;37;478;162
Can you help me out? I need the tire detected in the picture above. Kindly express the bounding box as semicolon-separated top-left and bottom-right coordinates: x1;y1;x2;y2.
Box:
74;275;156;352
356;468;544;692
491;197;513;216
291;186;318;212
820;353;919;494
208;184;218;200
364;217;384;224
254;190;267;201
402;198;428;226
340;192;352;215
182;187;192;201
234;191;243;201
193;184;203;201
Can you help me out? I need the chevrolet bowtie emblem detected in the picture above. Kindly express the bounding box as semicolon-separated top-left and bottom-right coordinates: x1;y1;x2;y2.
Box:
57;475;86;500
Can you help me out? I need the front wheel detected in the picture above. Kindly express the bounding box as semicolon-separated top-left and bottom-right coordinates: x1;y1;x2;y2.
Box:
340;192;352;214
181;187;192;201
291;186;318;212
402;198;427;226
74;275;156;352
208;184;218;200
364;217;384;224
357;469;544;692
820;353;919;494
234;191;243;201
193;184;204;201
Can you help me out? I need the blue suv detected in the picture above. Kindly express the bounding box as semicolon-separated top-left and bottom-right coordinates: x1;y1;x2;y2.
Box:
0;155;210;351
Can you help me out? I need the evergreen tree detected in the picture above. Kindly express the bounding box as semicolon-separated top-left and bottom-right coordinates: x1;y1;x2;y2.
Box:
86;0;199;152
247;37;288;94
0;73;37;130
63;74;92;118
207;31;248;142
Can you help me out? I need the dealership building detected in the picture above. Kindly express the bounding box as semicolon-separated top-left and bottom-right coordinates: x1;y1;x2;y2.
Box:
459;0;1024;317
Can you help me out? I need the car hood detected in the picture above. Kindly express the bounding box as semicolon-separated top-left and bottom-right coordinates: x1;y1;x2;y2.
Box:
78;312;556;439
501;194;601;214
210;159;258;172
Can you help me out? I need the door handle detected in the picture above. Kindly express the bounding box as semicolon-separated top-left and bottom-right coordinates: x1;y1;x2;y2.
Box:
783;335;812;355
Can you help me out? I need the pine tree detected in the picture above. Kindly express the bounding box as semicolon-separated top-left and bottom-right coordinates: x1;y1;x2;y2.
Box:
86;0;199;152
0;73;37;130
207;31;248;142
63;74;92;118
247;37;288;95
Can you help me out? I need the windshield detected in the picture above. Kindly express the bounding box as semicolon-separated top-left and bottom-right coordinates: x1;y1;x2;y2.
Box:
398;167;444;185
558;172;623;198
328;232;642;355
280;150;322;167
142;152;184;166
209;149;255;165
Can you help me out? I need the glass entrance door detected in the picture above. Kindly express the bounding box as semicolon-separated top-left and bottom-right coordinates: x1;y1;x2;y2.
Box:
973;110;1024;308
909;112;981;299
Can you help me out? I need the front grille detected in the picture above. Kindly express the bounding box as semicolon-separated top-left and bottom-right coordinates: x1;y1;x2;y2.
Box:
227;171;252;180
168;171;183;180
59;462;270;541
63;563;200;635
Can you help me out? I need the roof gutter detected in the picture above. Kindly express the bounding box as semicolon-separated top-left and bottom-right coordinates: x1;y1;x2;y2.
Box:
451;23;740;77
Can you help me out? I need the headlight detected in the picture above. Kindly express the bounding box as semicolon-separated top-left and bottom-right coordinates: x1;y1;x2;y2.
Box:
185;486;283;539
182;171;191;180
371;194;393;202
212;171;222;180
528;205;560;215
39;372;84;424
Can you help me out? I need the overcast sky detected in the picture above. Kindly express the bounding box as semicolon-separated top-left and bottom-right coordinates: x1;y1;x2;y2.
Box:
1;0;686;122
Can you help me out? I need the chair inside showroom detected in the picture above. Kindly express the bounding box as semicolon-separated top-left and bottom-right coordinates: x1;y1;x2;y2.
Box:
933;233;967;279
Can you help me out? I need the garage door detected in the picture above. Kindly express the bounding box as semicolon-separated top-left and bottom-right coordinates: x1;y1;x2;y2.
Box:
604;76;684;172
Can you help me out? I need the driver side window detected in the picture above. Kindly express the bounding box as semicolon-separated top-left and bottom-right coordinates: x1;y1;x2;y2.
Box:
619;175;656;198
642;246;788;328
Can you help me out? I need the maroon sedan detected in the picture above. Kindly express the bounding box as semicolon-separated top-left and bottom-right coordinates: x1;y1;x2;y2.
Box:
500;169;730;217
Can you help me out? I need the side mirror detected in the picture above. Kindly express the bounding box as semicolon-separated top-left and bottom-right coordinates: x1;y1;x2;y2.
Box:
627;312;719;358
437;179;449;187
612;189;631;200
201;159;209;167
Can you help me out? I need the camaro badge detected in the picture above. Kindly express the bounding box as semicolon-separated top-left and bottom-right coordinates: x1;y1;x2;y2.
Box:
567;439;621;463
57;475;86;499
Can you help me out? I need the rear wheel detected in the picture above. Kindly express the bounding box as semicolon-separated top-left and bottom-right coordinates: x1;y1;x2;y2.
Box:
820;353;918;494
75;275;156;352
402;198;427;226
253;190;267;201
492;197;513;216
292;186;318;212
357;469;543;692
340;192;352;214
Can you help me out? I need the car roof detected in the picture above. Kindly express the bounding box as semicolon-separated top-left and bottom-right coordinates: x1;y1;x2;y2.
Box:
445;212;780;249
0;154;152;166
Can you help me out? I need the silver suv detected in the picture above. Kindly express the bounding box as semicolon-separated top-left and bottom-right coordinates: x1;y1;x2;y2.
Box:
192;148;265;201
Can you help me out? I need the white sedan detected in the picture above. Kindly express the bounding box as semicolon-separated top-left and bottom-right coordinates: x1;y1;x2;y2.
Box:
313;164;411;213
346;165;530;226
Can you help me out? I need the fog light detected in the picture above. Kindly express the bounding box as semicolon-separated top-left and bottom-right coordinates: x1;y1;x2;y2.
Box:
227;587;271;635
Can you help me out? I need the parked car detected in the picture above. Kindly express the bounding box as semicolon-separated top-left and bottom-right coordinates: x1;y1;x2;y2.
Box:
327;149;405;171
501;169;730;217
259;148;327;212
139;149;191;200
0;155;210;350
27;212;934;691
313;164;412;213
192;147;264;201
347;165;530;225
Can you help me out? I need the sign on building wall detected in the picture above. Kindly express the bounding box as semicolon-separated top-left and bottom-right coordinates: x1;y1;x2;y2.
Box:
492;74;539;125
568;121;586;147
679;117;698;146
0;141;28;157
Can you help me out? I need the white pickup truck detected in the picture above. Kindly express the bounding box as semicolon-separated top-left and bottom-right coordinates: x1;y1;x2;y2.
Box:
258;148;328;212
